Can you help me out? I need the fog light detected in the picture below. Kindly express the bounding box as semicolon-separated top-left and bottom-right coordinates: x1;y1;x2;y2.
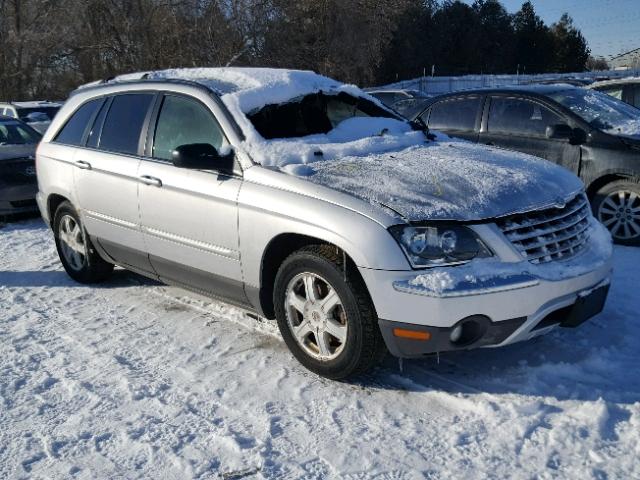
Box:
450;325;463;343
449;317;486;346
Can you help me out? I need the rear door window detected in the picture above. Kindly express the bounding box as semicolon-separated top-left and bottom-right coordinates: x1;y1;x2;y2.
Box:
54;99;103;146
425;97;481;131
488;97;563;137
99;94;154;155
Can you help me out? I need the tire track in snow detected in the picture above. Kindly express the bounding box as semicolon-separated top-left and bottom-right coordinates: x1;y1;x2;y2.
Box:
2;219;640;479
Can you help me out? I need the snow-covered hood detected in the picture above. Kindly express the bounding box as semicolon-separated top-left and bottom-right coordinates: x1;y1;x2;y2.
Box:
293;140;584;222
0;144;36;162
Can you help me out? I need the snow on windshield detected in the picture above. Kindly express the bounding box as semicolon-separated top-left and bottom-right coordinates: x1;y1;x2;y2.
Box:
550;89;640;138
244;91;425;166
260;117;425;166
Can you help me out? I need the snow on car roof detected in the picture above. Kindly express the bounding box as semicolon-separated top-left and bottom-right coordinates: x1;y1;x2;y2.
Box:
87;67;361;114
8;101;63;108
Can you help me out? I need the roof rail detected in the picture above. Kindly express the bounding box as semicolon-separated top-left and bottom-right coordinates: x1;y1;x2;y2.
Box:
70;77;220;97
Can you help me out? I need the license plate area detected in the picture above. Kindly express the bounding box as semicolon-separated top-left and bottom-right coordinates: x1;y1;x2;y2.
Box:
561;283;610;328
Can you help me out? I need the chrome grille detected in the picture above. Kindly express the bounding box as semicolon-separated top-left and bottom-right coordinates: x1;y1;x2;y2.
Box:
496;194;591;264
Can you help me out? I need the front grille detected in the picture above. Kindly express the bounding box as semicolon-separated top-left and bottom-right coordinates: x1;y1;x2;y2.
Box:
496;193;591;264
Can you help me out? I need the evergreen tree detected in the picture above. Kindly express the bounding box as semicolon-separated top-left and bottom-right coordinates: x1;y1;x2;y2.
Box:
512;1;553;74
377;0;438;83
432;0;482;75
473;0;515;74
551;13;590;72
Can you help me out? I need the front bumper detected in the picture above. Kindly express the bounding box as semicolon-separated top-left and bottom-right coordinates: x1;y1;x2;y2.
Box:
360;222;613;358
0;182;38;215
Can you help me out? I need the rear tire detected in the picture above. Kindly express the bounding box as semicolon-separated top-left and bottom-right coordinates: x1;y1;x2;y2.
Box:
592;179;640;246
274;245;386;380
53;201;114;283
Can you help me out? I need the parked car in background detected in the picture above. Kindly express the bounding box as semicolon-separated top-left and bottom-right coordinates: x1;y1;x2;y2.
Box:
411;85;640;245
589;78;640;108
0;116;41;217
36;68;612;379
0;101;62;134
528;78;594;87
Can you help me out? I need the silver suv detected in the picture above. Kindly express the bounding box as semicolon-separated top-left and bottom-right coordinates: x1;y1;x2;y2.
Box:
36;68;613;379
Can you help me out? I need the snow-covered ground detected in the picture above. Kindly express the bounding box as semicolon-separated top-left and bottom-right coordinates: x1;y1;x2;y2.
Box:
1;218;639;479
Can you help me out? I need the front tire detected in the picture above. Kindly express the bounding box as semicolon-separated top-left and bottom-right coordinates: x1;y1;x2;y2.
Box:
592;179;640;246
274;245;386;379
53;201;114;283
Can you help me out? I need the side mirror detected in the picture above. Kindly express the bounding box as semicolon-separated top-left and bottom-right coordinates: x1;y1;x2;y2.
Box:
546;123;587;145
172;143;234;172
545;124;573;140
545;124;587;145
570;127;587;145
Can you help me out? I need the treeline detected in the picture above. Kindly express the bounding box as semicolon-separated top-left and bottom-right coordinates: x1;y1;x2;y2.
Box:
0;0;591;101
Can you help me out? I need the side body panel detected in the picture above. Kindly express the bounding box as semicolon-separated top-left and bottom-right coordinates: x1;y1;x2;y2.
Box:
35;143;79;224
73;148;148;269
137;159;246;303
238;166;410;292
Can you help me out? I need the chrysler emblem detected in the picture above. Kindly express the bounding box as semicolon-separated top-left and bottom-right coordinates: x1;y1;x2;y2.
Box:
554;197;566;209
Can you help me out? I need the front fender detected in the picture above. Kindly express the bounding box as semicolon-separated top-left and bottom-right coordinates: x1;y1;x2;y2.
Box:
238;175;410;288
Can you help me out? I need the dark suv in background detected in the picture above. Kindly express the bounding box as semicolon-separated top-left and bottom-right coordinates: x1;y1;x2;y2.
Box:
411;85;640;245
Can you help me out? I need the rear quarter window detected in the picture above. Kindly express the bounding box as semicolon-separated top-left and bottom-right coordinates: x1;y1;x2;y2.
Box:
54;99;103;146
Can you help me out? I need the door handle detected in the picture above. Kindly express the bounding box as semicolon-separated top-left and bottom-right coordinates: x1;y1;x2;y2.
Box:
485;142;494;146
75;160;92;170
139;175;163;187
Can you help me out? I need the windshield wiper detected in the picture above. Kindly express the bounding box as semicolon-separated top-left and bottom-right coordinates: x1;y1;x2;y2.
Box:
410;117;436;141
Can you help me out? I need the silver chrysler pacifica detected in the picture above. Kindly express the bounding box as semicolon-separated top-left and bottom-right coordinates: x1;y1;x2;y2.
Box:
36;68;613;379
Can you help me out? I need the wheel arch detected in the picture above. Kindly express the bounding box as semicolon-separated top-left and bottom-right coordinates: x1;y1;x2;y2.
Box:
586;172;636;201
47;193;71;228
258;233;364;320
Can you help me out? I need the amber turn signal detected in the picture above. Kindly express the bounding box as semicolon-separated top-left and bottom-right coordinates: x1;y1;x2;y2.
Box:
392;328;431;341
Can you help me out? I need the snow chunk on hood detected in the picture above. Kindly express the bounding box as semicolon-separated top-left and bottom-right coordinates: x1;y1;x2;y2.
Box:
294;138;584;222
270;117;425;167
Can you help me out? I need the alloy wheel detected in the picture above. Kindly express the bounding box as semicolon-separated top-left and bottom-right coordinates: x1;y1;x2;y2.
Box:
597;190;640;241
284;272;348;361
58;214;87;271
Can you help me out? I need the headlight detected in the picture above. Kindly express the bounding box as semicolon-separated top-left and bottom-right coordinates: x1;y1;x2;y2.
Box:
389;224;492;268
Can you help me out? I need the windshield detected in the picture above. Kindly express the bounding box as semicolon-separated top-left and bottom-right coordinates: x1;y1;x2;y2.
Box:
248;92;398;139
0;120;42;145
548;89;640;137
17;106;60;122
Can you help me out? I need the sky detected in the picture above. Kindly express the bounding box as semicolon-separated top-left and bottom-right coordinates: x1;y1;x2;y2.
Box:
465;0;639;59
